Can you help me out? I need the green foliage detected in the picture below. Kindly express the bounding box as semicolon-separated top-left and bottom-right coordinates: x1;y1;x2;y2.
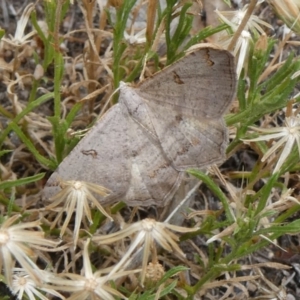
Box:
227;40;300;134
0;93;54;145
127;266;188;299
164;0;193;64
223;0;232;7
0;173;45;191
226;36;300;186
110;0;230;88
0;28;5;40
187;169;234;222
31;0;75;165
109;0;138;90
187;133;300;296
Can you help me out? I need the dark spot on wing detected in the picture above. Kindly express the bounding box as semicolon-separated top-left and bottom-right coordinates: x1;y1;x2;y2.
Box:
204;49;214;66
177;145;189;156
175;115;183;122
81;149;98;158
173;71;184;84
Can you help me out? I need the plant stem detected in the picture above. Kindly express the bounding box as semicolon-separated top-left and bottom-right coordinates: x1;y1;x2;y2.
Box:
227;0;258;52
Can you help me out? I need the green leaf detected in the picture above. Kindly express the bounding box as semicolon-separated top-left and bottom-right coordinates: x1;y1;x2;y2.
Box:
112;0;137;90
8;122;55;168
0;92;54;146
184;24;230;52
0;28;5;40
0;173;45;190
166;2;193;64
0;194;21;213
158;265;188;285
253;173;279;216
188;169;234;223
223;0;232;7
48;116;69;164
0;150;12;158
258;219;300;235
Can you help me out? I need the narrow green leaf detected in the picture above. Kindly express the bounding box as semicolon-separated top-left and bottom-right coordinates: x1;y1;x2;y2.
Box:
183;24;229;52
254;173;279;216
158;266;188;286
0;173;45;190
0;28;5;40
257;219;300;235
188;169;234;223
8;122;55;168
0;92;54;146
0;194;21;213
0;150;12;157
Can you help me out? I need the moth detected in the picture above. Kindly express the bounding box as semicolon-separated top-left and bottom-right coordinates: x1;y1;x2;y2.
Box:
44;44;236;207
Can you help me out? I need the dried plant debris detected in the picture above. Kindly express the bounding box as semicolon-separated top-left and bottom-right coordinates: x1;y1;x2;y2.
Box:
1;0;300;299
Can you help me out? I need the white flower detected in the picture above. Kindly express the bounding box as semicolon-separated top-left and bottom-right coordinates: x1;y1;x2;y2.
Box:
215;3;272;77
47;239;136;300
124;27;146;44
234;30;251;77
216;4;272;34
0;215;59;286
2;3;36;47
93;218;197;284
45;180;111;247
11;268;64;300
245;116;300;173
